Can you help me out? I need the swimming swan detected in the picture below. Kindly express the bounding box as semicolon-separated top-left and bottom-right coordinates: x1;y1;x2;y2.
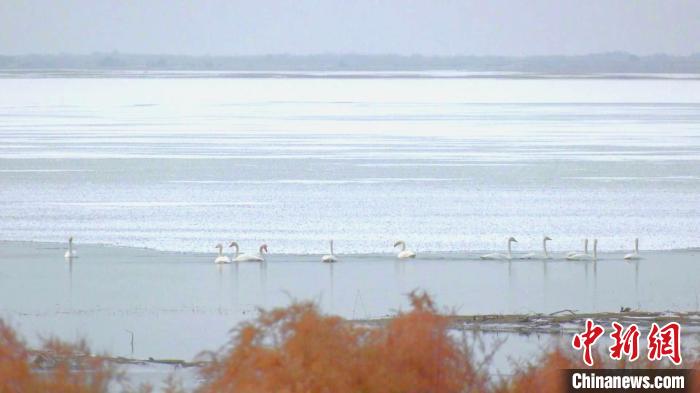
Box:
519;236;552;259
231;241;268;262
214;243;231;264
394;240;416;259
321;240;338;263
481;237;518;260
64;236;77;259
566;239;588;258
623;238;641;260
567;239;597;261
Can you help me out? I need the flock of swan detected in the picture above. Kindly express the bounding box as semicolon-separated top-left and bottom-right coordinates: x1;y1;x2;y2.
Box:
479;236;641;261
215;241;268;263
62;236;642;263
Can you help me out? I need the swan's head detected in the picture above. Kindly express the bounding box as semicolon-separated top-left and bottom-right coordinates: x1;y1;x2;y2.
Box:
228;241;239;248
215;243;223;249
393;240;405;248
508;237;518;243
260;244;268;254
544;236;552;241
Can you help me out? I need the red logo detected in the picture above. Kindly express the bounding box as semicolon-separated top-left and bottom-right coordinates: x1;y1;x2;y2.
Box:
572;320;682;366
572;319;605;366
647;322;682;365
609;322;640;361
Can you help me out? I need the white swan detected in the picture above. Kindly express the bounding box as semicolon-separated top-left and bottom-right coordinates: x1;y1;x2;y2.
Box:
566;239;588;258
567;239;597;261
321;240;338;263
623;238;641;260
481;237;518;260
214;243;232;264
231;241;268;262
519;236;552;259
394;240;416;259
64;236;77;259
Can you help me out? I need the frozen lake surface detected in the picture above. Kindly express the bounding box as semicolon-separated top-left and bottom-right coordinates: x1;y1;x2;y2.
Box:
0;76;699;253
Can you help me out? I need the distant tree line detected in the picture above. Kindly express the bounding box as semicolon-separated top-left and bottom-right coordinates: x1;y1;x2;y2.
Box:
1;52;699;73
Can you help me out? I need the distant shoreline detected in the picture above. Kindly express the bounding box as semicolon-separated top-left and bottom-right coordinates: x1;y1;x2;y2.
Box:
1;52;699;75
2;69;700;80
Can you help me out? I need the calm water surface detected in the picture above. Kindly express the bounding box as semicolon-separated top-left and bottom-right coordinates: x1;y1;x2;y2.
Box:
1;241;698;360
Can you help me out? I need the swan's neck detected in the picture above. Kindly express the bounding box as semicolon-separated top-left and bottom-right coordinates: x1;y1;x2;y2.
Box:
543;239;549;257
233;244;239;257
593;241;598;259
68;241;73;253
400;242;406;251
330;241;334;255
634;238;639;253
584;239;589;254
217;246;223;256
507;240;512;257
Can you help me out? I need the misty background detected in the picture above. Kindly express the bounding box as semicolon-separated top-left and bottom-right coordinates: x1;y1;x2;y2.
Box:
1;1;699;72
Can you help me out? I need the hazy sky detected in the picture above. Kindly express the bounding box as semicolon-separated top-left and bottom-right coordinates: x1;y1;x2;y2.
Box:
1;0;699;56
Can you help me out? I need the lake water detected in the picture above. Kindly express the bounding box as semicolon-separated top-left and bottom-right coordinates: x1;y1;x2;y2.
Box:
0;74;699;371
1;241;699;363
